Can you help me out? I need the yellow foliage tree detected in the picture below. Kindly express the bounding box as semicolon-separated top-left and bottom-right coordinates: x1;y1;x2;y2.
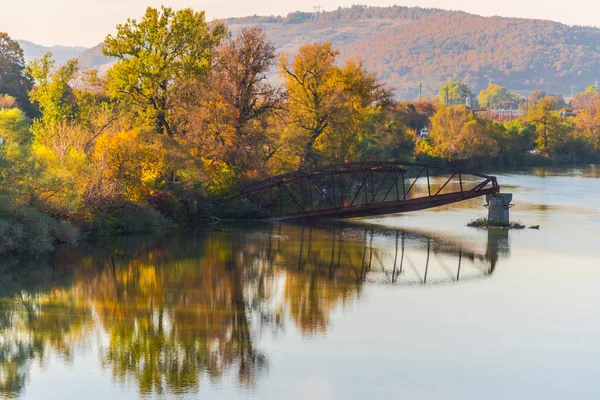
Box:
93;129;168;202
279;43;389;168
430;106;500;161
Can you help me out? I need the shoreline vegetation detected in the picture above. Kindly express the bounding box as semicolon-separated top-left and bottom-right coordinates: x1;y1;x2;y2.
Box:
1;6;599;257
467;218;527;230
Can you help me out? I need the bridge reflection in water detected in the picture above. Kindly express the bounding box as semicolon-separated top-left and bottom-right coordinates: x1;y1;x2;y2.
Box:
261;224;507;287
0;224;508;398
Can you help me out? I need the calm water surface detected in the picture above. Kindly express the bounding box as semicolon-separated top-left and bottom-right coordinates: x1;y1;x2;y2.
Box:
2;166;600;399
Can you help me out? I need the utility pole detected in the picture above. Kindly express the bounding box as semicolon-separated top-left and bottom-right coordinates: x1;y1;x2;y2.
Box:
419;83;422;101
543;115;548;153
312;4;322;20
446;86;449;106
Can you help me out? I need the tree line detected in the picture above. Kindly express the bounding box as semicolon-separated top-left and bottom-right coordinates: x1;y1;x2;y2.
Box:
1;6;599;255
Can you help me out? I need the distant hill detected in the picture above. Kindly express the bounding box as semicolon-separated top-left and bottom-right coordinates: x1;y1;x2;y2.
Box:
18;40;115;71
226;6;600;98
17;40;87;65
19;5;600;98
77;44;115;72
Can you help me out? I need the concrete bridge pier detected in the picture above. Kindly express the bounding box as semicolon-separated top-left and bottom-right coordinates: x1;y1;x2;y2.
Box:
486;193;513;224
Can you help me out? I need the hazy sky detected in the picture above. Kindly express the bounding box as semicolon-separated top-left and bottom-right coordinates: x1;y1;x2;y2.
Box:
2;0;595;47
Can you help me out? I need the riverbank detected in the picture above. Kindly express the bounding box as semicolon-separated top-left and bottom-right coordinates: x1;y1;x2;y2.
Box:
0;198;214;258
417;150;600;172
3;163;598;259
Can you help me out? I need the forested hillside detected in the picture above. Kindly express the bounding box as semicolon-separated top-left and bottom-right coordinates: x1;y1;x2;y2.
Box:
226;6;600;98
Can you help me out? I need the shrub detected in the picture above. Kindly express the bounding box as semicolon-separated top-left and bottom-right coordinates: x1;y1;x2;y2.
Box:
89;201;174;235
467;218;525;229
0;204;79;257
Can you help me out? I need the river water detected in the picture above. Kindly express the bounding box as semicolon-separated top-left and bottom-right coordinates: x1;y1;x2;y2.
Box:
1;166;599;399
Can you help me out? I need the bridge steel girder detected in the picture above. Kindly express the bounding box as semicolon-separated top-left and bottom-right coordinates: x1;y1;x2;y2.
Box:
270;186;498;221
214;162;500;221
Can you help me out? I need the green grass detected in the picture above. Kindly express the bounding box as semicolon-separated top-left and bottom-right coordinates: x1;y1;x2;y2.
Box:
467;218;526;230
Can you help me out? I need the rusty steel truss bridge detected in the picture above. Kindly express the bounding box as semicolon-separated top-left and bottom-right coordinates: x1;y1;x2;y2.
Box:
214;162;500;220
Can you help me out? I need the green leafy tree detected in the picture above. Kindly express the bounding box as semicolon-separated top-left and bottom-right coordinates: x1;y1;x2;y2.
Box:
25;55;95;216
103;6;226;136
26;54;79;146
438;80;472;106
0;108;33;204
479;84;520;109
502;119;536;155
0;33;35;115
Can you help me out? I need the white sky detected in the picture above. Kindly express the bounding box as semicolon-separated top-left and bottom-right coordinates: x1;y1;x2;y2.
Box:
2;0;596;47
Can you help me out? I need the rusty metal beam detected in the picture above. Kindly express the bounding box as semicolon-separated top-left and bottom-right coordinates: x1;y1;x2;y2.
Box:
270;187;499;221
214;161;501;221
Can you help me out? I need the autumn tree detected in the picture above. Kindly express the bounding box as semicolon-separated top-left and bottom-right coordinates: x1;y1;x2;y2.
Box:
25;54;136;216
103;6;226;136
175;28;283;190
572;87;600;111
93;129;170;202
0;33;35;115
279;43;389;167
572;87;600;149
528;90;547;104
430;105;500;161
574;109;600;150
525;96;574;156
429;106;466;156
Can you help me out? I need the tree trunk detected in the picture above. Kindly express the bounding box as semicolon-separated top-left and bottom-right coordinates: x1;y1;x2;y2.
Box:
155;108;173;136
155;84;173;136
300;125;326;168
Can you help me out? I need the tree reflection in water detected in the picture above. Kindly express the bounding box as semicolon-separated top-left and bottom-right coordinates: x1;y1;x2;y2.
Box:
0;223;507;397
0;257;91;397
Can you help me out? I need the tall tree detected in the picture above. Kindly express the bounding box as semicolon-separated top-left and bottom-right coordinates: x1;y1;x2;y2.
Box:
280;43;388;167
103;6;226;136
0;108;33;204
525;96;573;156
0;33;35;115
176;28;283;189
216;28;281;140
26;54;79;155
